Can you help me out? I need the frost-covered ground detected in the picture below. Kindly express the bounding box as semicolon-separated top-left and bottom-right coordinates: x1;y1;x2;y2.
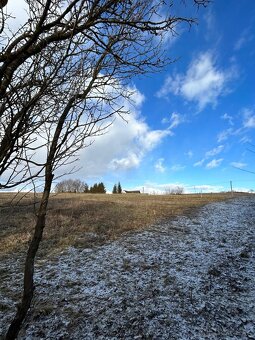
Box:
1;196;255;339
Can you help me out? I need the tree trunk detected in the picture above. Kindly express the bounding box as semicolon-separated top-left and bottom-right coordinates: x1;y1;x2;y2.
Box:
0;0;8;9
5;173;54;340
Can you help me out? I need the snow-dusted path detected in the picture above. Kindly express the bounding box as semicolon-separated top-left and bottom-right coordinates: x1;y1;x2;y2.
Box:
1;196;255;339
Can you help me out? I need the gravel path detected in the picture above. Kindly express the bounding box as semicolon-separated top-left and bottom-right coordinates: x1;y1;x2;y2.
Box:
1;196;255;339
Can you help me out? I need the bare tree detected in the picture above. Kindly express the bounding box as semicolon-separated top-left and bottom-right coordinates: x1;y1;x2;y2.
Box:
165;186;184;195
55;179;87;193
174;186;184;195
0;1;210;338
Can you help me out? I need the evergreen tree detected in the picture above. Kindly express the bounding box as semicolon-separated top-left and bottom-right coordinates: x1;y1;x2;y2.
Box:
117;182;122;194
84;183;89;193
89;182;106;193
112;184;117;194
98;182;106;193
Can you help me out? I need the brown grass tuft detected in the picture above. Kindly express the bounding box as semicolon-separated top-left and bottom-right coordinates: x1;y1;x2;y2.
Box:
0;192;248;258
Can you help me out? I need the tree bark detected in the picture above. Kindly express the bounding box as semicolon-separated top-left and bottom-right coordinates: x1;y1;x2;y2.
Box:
0;0;8;9
5;172;54;340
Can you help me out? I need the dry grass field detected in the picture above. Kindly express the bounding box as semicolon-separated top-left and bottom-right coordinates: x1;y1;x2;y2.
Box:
0;191;247;259
1;193;254;338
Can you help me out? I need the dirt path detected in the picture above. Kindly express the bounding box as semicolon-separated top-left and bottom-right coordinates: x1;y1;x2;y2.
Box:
1;196;255;339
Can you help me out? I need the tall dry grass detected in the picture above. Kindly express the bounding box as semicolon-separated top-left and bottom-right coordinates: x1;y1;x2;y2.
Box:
0;192;247;258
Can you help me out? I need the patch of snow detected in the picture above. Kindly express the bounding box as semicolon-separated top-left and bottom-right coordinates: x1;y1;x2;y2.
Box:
0;197;255;339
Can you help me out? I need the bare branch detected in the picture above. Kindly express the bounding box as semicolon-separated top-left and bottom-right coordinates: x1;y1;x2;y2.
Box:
1;1;210;338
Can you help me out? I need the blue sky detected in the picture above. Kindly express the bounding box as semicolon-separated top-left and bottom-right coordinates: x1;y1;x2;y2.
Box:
82;1;255;194
6;1;255;193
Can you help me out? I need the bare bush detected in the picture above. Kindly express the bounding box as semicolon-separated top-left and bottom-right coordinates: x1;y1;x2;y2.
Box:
55;179;86;193
165;186;184;195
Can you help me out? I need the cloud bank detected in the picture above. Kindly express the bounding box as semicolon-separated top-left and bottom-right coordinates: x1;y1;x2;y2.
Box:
157;52;236;110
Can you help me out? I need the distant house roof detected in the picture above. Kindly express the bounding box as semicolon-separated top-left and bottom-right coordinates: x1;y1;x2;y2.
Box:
123;190;141;194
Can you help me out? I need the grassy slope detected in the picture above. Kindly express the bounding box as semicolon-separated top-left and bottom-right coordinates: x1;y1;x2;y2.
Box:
0;192;247;258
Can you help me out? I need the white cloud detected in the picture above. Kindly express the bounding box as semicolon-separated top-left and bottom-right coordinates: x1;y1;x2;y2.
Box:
234;27;254;51
193;159;205;167
217;128;233;143
157;52;235;110
154;158;166;173
204;10;214;32
161;112;185;129
138;129;171;152
232;187;254;193
240;136;252;144
238;107;255;129
67;88;172;176
110;153;140;170
205;145;224;158
56;83;181;176
156;76;173;99
221;113;234;126
169;112;185;129
216;108;255;144
2;83;172;185
186;150;193;158
5;0;28;32
206;158;223;169
194;145;224;168
186;184;224;193
139;182;224;194
244;116;255;128
230;162;247;169
217;127;245;143
170;164;185;172
150;3;180;47
135;182;185;195
129;88;145;107
234;36;248;51
127;181;252;195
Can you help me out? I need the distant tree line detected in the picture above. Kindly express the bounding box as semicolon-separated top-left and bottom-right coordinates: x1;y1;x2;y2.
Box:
165;186;184;195
55;179;106;193
89;182;106;194
112;182;122;194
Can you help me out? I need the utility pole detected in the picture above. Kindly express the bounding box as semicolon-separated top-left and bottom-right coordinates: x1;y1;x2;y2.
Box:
230;180;233;196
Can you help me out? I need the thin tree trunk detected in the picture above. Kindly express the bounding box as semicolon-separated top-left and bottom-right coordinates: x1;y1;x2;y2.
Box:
5;172;54;340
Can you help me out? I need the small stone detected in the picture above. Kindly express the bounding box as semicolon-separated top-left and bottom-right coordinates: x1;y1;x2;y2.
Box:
240;250;249;259
208;267;221;277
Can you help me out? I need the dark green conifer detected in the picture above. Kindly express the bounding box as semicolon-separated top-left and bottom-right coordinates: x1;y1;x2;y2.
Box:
117;182;122;194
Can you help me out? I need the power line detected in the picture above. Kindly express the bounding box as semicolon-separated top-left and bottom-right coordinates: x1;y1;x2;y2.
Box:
233;166;255;175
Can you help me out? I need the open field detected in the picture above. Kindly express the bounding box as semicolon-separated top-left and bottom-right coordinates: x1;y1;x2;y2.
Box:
0;191;248;258
0;195;254;339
